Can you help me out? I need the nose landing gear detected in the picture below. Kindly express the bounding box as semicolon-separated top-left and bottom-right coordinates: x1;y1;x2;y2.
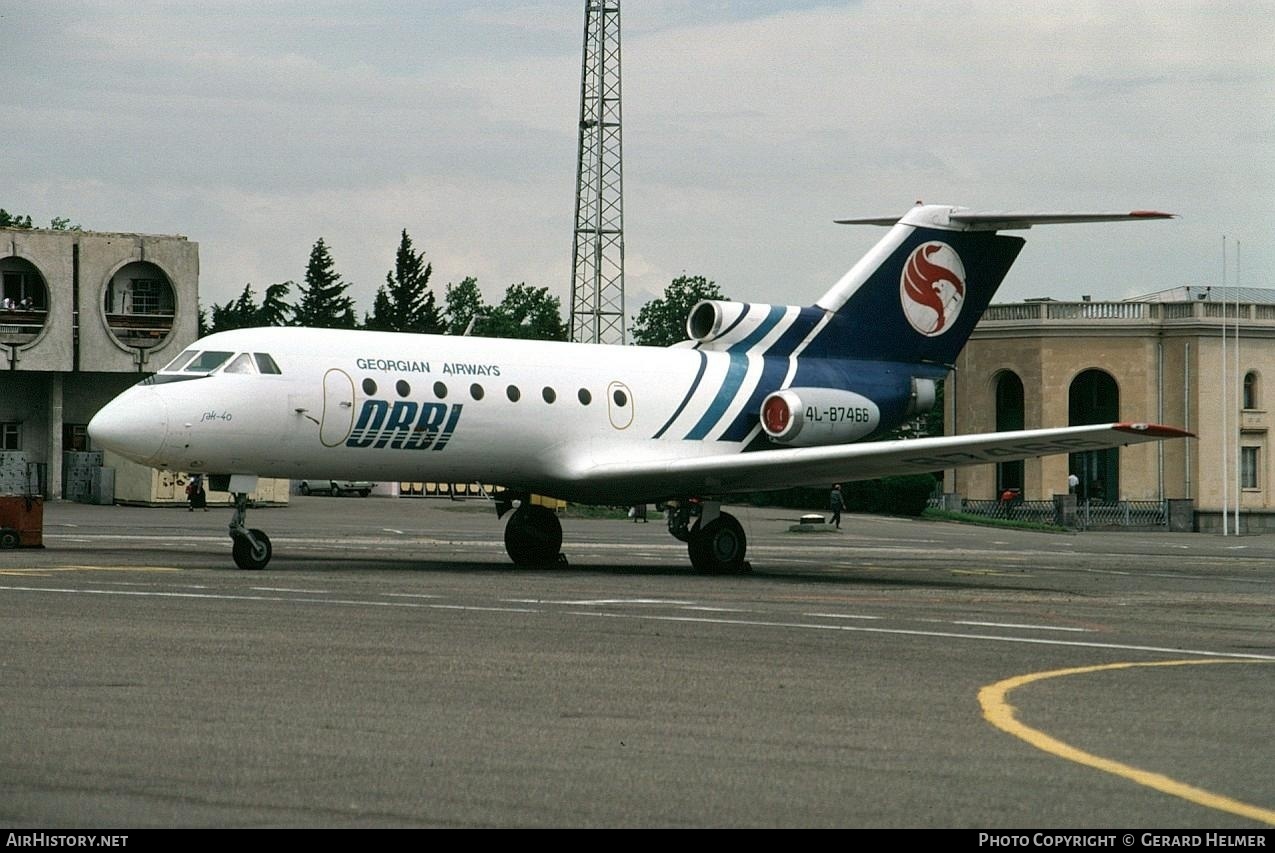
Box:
229;491;272;570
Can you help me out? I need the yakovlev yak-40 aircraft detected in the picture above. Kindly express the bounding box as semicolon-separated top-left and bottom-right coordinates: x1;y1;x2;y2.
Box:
89;203;1191;573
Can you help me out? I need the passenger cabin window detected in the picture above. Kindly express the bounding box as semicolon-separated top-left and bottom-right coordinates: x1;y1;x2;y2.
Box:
182;351;234;373
254;353;282;375
223;353;256;374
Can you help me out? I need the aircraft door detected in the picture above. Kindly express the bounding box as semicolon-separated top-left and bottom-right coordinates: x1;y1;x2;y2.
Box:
607;381;634;430
320;369;356;447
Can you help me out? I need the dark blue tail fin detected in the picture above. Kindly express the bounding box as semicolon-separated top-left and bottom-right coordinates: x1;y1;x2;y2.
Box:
803;209;1023;364
801;204;1174;364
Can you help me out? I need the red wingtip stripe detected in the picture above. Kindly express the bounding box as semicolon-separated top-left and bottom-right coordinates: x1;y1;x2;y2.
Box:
1114;422;1195;439
1129;210;1176;219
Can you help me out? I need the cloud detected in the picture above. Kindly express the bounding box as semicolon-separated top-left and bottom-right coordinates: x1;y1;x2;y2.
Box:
3;1;1271;319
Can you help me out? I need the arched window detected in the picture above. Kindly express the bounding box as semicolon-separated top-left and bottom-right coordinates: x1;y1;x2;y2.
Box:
1243;371;1259;410
1069;369;1120;502
0;256;51;345
994;371;1024;493
103;260;176;349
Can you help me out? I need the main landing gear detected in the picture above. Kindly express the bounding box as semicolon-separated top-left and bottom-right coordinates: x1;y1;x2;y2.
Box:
493;493;748;573
229;491;272;570
666;499;750;575
496;493;565;566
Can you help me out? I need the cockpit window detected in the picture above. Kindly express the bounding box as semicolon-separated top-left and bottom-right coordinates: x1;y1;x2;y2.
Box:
223;353;256;374
182;351;234;373
254;353;282;375
162;349;199;372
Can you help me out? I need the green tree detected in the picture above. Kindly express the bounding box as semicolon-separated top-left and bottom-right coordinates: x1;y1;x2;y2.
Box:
483;283;568;341
364;230;443;333
49;216;82;231
1;209;81;230
210;282;294;333
292;238;356;329
256;281;294;327
0;209;34;229
631;274;726;347
444;276;489;335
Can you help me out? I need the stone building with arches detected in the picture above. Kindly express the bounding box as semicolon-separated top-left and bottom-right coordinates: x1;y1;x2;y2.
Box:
0;226;199;498
945;288;1275;532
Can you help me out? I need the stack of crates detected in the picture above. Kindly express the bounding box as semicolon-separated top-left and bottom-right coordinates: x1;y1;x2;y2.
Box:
0;452;29;495
63;451;104;503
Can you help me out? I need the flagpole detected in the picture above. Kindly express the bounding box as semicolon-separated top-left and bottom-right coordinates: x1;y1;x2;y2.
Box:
1221;235;1228;536
1235;240;1242;534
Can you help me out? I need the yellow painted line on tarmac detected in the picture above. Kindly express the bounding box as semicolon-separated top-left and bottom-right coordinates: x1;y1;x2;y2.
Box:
980;660;1275;825
0;566;181;575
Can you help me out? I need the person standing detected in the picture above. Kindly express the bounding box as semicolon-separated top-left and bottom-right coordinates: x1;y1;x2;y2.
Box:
829;484;844;529
187;474;208;512
1068;472;1079;494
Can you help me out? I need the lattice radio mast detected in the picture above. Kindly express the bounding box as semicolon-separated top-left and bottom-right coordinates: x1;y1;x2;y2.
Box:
569;0;625;344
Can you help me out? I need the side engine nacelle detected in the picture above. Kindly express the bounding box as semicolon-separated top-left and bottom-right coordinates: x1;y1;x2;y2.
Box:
687;300;803;348
760;388;881;447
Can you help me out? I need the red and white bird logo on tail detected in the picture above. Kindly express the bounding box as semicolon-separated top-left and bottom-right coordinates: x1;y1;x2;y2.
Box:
900;242;966;336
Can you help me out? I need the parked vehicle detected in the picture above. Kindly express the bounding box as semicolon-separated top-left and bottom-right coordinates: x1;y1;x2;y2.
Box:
298;480;374;497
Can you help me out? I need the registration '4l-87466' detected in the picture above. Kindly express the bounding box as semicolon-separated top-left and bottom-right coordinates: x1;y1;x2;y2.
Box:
805;406;872;424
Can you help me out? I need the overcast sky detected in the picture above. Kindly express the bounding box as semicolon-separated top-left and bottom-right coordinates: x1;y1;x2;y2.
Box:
4;1;1272;325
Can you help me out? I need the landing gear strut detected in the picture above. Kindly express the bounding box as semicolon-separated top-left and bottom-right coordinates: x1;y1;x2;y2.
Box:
229;492;272;570
680;500;749;575
502;499;564;565
665;500;698;542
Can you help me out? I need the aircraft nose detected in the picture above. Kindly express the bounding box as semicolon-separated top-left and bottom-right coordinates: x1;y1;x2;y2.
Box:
88;387;169;465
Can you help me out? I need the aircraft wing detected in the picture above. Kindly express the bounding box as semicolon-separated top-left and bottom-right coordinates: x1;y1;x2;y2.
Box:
575;423;1192;501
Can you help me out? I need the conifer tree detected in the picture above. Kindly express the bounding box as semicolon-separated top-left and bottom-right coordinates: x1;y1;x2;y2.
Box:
292;238;356;329
364;230;443;333
208;282;293;333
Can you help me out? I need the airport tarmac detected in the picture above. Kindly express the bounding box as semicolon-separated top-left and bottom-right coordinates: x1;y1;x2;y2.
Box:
2;496;1273;828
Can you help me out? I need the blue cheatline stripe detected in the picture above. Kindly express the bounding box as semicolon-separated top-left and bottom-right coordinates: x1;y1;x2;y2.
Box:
685;352;749;440
714;308;750;340
684;305;788;440
763;307;824;357
720;354;790;441
652;351;708;439
728;304;788;354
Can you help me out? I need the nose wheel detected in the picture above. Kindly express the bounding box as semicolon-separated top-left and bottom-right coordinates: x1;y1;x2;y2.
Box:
232;529;272;570
229;492;273;570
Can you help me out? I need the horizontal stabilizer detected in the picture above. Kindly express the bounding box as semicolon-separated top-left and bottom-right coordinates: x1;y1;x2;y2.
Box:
836;207;1176;231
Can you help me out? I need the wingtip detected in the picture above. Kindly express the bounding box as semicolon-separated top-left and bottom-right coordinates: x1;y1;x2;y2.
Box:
1114;422;1195;439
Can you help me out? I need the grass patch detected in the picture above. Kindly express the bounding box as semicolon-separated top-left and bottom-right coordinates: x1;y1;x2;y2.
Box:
561;504;634;520
921;507;1070;533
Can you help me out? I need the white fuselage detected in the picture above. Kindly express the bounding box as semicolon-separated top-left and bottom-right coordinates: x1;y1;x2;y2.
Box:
91;326;792;503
